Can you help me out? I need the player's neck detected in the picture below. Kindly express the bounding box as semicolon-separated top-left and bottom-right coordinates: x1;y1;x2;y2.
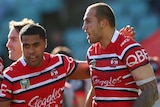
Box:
100;28;115;49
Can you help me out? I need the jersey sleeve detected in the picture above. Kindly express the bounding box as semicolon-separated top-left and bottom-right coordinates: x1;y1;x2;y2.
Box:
0;67;13;101
0;57;4;88
0;57;4;80
122;43;149;71
62;55;78;76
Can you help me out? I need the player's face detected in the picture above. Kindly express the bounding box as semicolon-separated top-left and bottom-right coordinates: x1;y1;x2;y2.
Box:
82;8;103;44
6;28;22;61
21;34;47;67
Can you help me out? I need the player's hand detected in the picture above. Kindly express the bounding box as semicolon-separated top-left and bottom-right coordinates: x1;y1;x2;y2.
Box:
120;25;135;39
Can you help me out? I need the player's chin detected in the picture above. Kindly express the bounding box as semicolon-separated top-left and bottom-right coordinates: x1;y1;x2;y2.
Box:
87;39;92;44
27;61;40;67
26;59;39;67
89;38;97;44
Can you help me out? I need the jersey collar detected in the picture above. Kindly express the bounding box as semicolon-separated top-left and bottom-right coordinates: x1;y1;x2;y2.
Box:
111;29;119;43
19;55;46;67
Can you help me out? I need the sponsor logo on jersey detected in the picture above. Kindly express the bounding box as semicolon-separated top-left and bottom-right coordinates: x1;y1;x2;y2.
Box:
93;76;122;87
28;88;62;107
126;49;148;67
20;79;30;89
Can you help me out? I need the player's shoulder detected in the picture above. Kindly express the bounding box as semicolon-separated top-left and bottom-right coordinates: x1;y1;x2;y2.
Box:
115;34;141;53
46;52;66;61
44;52;65;59
44;52;61;62
116;34;137;46
3;60;23;75
0;57;4;72
45;52;74;66
88;43;99;53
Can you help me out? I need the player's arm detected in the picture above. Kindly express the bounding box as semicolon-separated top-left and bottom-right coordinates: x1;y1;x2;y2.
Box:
67;61;90;79
0;100;11;107
84;85;95;107
0;81;12;107
131;63;159;107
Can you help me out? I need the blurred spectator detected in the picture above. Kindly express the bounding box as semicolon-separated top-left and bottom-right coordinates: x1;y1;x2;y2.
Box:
150;56;160;107
47;30;65;52
149;0;160;15
150;56;160;77
149;56;160;107
149;56;160;93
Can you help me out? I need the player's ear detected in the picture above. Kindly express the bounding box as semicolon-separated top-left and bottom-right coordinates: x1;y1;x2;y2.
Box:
100;19;108;28
45;39;47;48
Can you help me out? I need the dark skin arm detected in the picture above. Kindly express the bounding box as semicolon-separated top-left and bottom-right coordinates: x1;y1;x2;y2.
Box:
132;64;159;107
133;80;159;107
67;61;90;79
0;100;11;107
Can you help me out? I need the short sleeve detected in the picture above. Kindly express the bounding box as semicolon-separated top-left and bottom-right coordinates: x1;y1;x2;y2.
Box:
122;45;149;71
62;55;78;76
0;57;4;79
0;68;13;101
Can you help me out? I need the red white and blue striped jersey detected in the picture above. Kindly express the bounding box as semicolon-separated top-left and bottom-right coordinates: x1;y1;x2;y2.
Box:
0;57;4;78
0;52;77;107
0;57;4;85
86;30;149;107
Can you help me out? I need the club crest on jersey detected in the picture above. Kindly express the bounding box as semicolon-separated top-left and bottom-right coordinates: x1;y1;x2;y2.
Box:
50;69;58;79
20;79;30;89
110;58;118;67
90;59;96;67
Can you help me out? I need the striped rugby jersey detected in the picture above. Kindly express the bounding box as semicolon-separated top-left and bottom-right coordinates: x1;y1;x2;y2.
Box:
0;52;77;107
87;30;149;107
0;57;4;79
0;57;4;86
